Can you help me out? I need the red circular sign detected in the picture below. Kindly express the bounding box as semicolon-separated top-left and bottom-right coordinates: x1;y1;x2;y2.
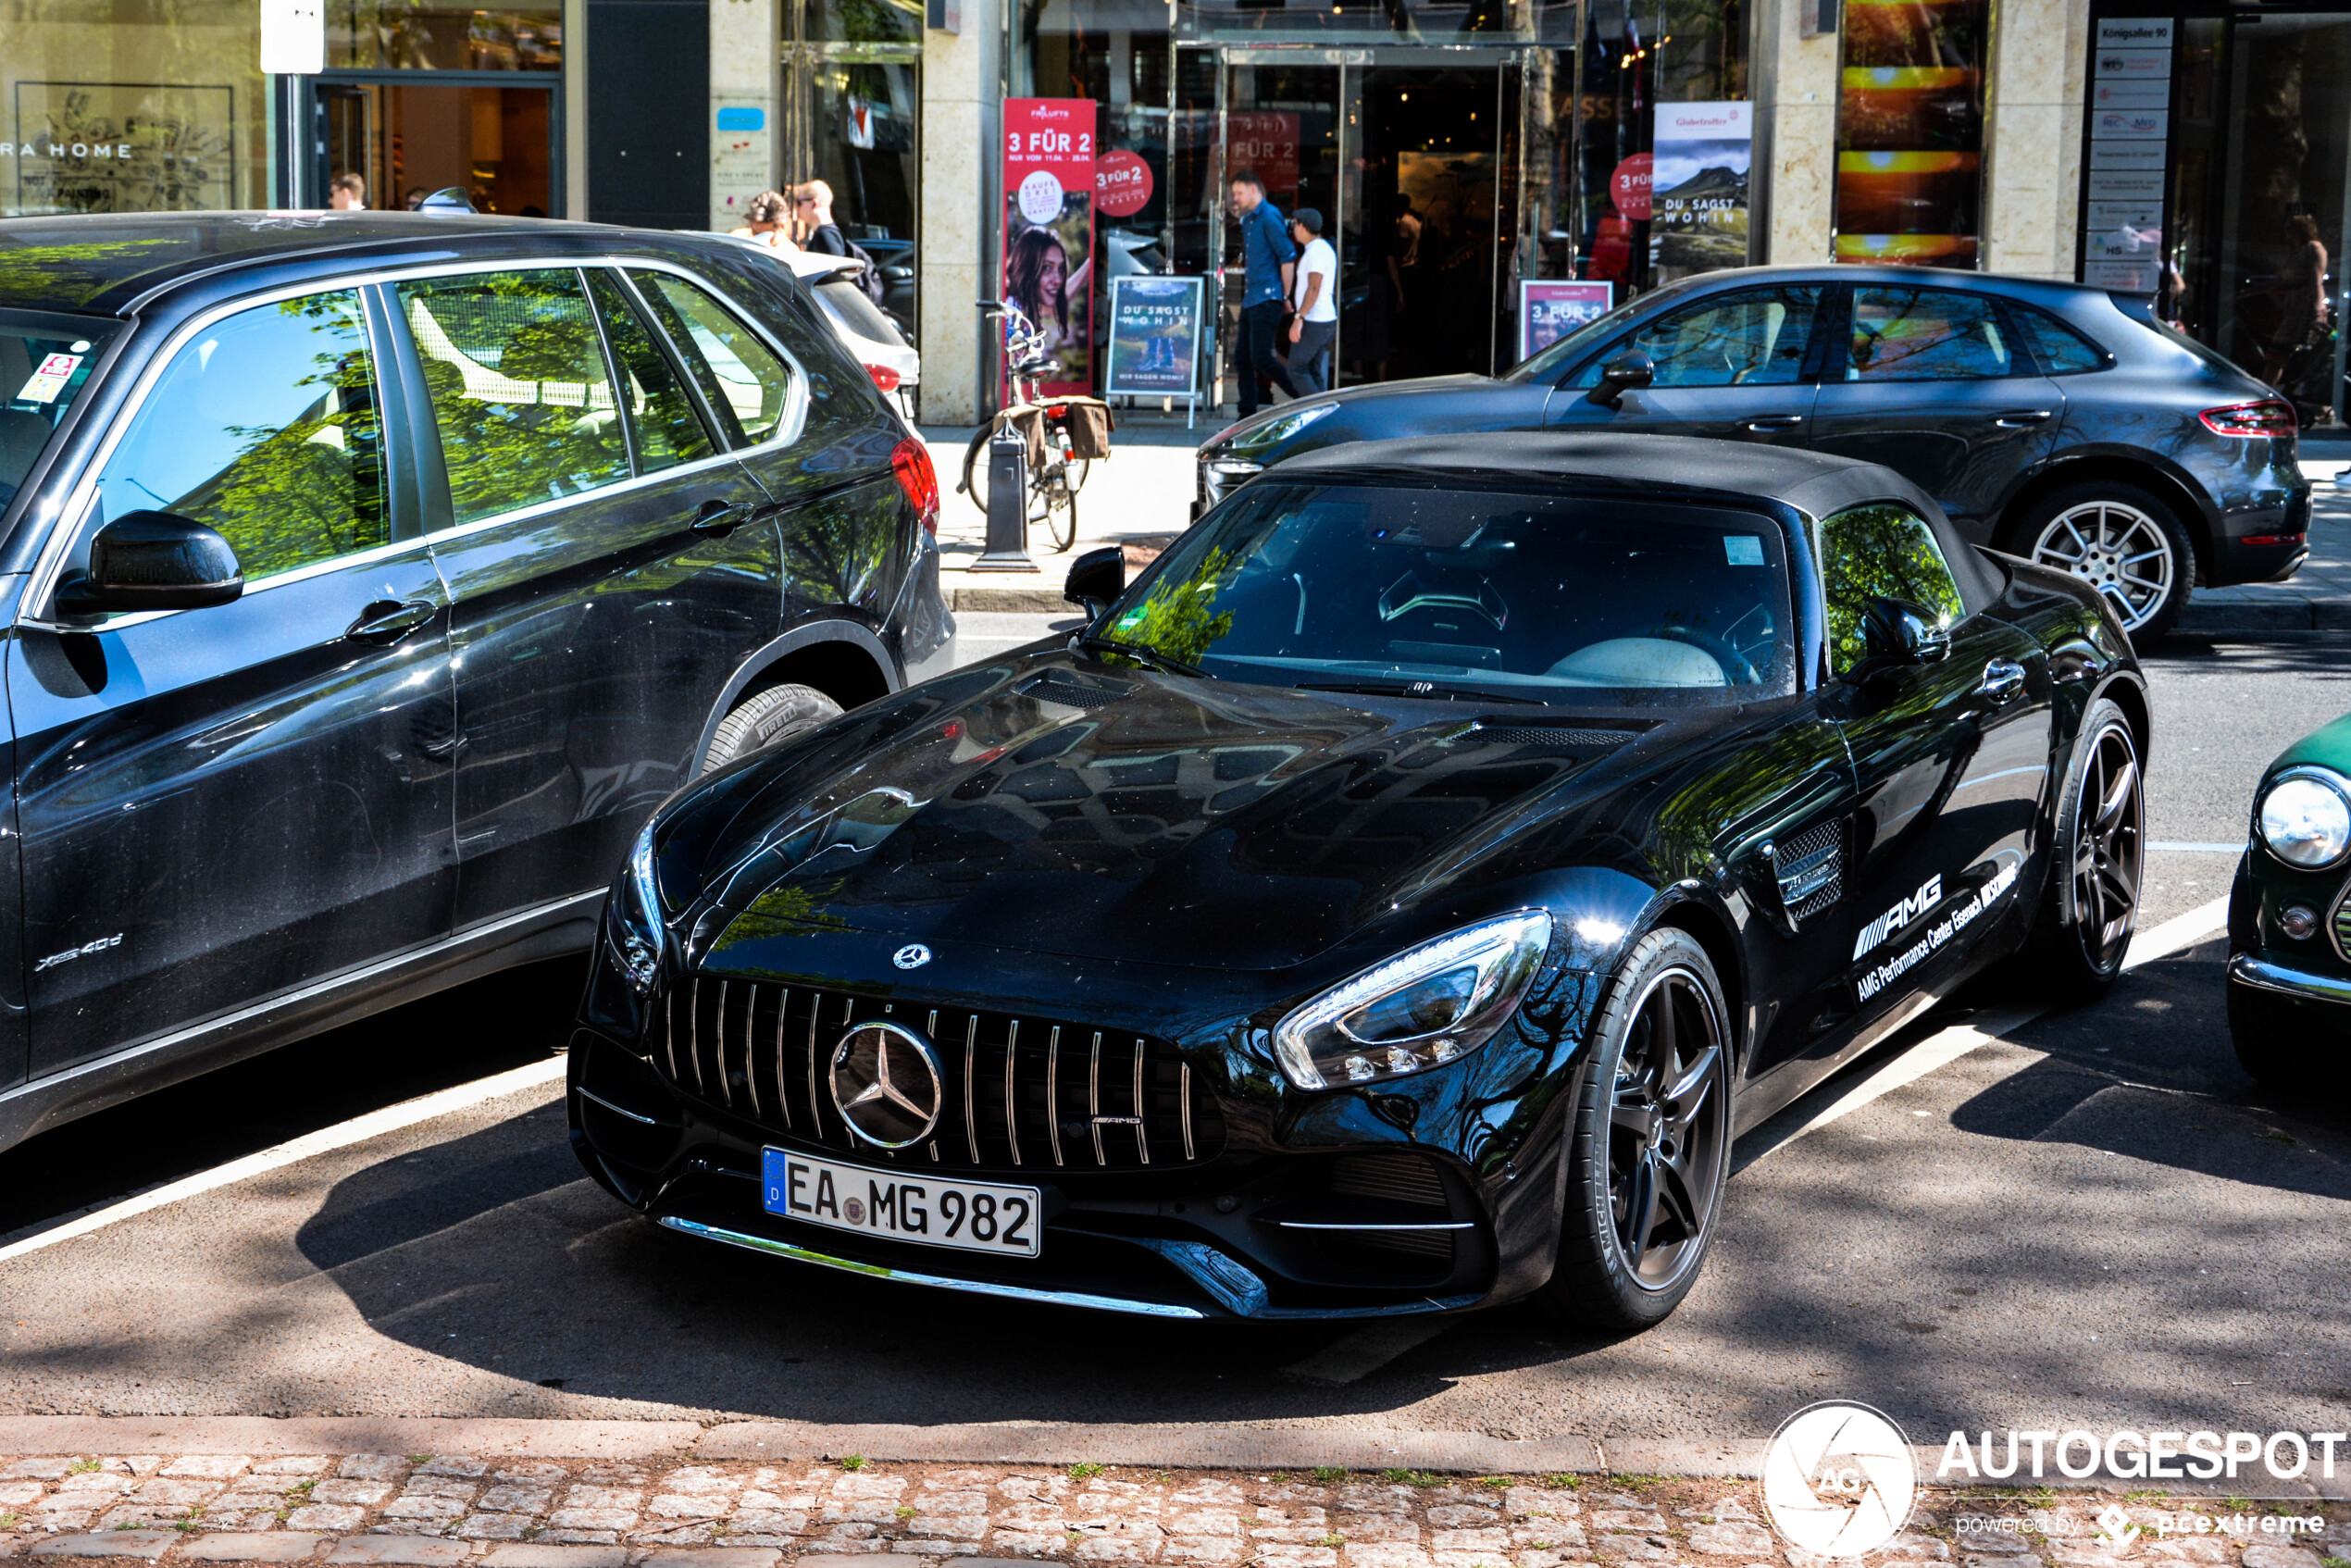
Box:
1611;153;1654;222
1096;149;1154;218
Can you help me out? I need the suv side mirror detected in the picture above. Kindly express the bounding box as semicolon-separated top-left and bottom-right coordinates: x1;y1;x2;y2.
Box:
1064;545;1125;619
1860;596;1951;669
1585;347;1656;409
55;510;244;616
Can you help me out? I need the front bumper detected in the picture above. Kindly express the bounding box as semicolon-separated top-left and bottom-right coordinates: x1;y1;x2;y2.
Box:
566;970;1530;1319
2227;952;2351;1007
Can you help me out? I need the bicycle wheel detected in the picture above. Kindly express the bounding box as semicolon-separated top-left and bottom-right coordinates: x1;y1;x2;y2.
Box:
959;426;993;516
1045;476;1078;553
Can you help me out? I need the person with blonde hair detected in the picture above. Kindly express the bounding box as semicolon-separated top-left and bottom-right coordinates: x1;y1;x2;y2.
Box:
730;190;800;253
793;180;850;256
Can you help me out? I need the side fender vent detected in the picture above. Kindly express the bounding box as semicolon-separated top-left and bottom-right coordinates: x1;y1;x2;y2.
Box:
1776;816;1847;920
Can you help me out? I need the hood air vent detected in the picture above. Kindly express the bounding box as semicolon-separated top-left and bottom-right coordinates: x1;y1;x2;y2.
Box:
1462;720;1642;751
1019;672;1133;711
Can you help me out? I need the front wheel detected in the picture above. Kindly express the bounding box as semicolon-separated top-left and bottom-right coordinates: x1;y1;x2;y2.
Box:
2014;697;2145;1004
2006;482;2194;641
1540;927;1733;1331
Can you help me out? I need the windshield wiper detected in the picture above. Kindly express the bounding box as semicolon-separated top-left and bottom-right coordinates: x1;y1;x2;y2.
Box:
1073;633;1213;678
1299;679;1545;706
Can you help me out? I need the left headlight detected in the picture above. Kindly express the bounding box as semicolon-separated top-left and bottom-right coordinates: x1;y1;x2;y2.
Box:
607;821;666;992
2257;767;2351;870
1225;400;1337;458
1273;912;1553;1092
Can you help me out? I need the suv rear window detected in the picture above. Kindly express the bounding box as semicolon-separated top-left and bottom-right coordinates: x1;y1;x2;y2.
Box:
810;273;902;348
1;312;115;512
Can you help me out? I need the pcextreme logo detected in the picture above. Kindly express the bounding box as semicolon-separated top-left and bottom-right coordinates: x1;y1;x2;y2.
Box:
1761;1402;1919;1559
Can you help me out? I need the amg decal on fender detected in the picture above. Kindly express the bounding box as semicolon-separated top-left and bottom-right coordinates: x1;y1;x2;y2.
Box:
1853;876;1944;962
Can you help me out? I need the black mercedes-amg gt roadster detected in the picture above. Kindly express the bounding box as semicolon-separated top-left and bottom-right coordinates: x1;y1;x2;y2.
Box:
567;432;2149;1327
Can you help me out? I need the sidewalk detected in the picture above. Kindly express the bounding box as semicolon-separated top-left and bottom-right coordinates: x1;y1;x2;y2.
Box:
0;1442;2332;1567
920;417;1208;614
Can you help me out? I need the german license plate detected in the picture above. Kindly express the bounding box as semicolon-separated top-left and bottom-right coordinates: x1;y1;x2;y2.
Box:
761;1148;1041;1259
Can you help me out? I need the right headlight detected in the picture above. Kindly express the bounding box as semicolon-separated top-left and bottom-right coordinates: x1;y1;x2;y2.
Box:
1273;912;1553;1091
2257;768;2351;870
606;821;667;992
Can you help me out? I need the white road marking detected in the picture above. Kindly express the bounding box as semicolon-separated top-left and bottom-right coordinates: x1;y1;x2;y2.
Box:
2148;841;2247;853
1281;1316;1453;1386
0;1055;567;1264
1735;893;2231;1169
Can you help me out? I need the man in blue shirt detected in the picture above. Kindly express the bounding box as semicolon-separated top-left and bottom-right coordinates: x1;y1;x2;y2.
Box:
1229;170;1300;417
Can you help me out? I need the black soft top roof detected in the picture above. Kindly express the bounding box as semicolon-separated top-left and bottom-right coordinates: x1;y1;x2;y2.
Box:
1267;430;2004;607
0;211;703;314
1275;431;1938;517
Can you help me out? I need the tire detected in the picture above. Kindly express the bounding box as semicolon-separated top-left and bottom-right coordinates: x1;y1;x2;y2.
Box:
1540;926;1734;1331
2003;481;2195;642
2014;697;2145;1005
1045;476;1078;553
701;682;842;774
959;426;993;516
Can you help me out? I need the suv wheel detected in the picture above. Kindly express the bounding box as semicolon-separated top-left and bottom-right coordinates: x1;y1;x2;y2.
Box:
2007;481;2194;641
702;682;842;774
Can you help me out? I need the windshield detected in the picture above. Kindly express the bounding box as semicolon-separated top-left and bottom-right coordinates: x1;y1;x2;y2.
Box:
1;311;115;512
1500;280;1691;385
1097;480;1796;706
811;275;904;348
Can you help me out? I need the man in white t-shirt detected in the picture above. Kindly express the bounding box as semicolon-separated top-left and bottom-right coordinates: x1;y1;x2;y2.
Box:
1287;207;1338;394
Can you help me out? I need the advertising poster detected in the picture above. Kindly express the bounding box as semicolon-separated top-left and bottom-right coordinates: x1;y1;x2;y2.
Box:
709;104;770;232
1103;275;1206;399
1519;280;1615;362
1001;96;1097;399
1225;111;1299;205
8;82;234;213
1649;100;1751;280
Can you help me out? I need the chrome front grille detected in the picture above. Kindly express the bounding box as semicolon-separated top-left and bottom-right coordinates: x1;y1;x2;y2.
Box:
649;976;1223;1172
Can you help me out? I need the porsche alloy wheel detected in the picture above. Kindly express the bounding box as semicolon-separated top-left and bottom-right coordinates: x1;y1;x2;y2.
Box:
1545;927;1732;1329
2026;494;2182;638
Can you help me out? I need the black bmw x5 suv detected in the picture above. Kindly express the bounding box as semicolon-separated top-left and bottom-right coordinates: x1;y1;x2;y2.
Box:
0;212;952;1152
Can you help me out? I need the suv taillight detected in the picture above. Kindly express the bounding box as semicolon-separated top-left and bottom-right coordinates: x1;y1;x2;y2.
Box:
890;437;939;535
865;362;902;392
2200;399;2297;436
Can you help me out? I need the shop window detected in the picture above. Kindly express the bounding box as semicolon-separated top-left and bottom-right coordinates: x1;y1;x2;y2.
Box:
329;0;563;69
1835;0;1984;267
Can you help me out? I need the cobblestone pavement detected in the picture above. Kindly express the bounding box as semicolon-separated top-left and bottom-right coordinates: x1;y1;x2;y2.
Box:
0;1457;2339;1568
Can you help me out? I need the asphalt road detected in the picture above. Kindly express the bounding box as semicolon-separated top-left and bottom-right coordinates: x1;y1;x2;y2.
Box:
0;625;2345;1448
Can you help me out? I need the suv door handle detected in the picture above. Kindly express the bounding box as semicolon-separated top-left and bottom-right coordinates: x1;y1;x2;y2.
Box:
1744;415;1804;431
1992;409;2053;428
689;498;741;537
344;598;439;646
1979;659;2028;703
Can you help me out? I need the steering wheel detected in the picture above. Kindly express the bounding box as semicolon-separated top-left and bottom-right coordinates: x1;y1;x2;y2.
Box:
1646;624;1761;686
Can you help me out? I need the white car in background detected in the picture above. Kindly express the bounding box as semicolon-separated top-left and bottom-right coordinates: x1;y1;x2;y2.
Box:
786;249;919;425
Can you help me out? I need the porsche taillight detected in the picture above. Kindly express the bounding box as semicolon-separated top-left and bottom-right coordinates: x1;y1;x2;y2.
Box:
2200;399;2297;436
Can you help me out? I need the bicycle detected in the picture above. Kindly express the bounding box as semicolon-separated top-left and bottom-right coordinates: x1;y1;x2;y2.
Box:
956;300;1100;554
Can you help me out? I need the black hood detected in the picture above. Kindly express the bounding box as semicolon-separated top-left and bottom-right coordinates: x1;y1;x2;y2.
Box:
659;655;1675;972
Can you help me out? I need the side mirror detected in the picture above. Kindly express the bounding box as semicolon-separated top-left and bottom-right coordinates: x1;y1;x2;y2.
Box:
1584;347;1656;409
55;510;244;616
1860;596;1951;669
1064;545;1126;620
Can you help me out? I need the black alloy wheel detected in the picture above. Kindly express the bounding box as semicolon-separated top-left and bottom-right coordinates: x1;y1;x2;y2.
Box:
2068;717;2145;970
1545;927;1732;1329
2015;697;2144;1003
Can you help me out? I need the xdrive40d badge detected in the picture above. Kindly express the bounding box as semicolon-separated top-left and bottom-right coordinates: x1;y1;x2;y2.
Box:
568;432;2150;1327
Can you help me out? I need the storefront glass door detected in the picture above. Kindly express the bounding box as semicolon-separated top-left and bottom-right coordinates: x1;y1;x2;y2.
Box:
314;79;557;214
1215;51;1514;409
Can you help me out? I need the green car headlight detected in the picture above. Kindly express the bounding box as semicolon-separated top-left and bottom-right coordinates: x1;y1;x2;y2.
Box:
1273;912;1553;1091
2257;768;2351;870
